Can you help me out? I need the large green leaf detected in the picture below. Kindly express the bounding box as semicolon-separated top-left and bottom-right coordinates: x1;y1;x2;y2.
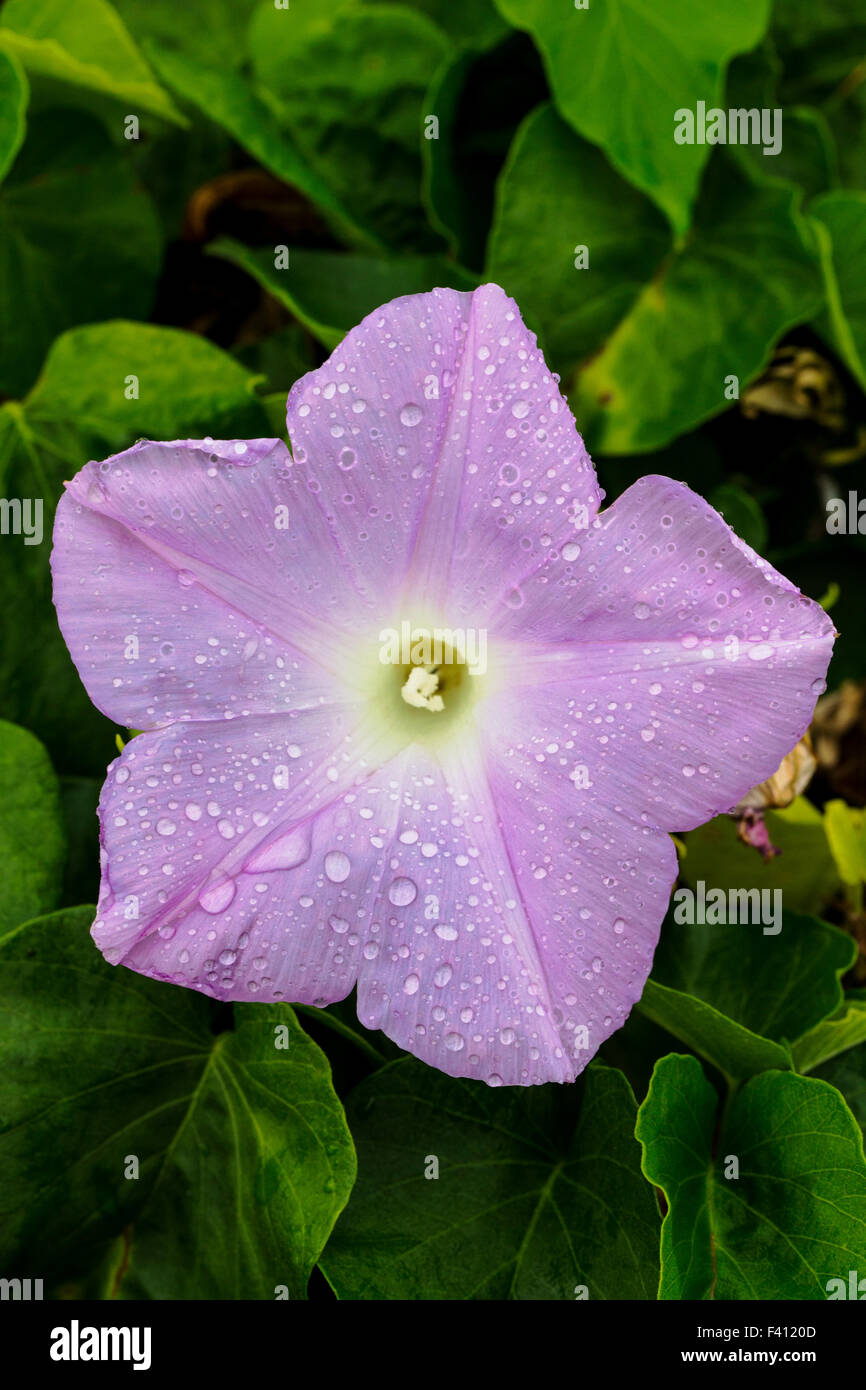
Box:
494;0;772;234
637;1053;866;1299
486;104;670;370
0;907;356;1298
211;239;477;351
679;797;840;918
421;36;548;269
0;721;65;934
814;1040;866;1137
58;775;101;909
148;42;379;250
0;111;162;397
652;906;855;1049
0;321;269;776
113;0;261;72
637;979;792;1083
811;192;866;392
377;0;507;49
573;153;823;453
248;0;449;248
0;44;26;184
320;1059;660;1299
795;992;866;1074
773;0;866;190
0;0;183;125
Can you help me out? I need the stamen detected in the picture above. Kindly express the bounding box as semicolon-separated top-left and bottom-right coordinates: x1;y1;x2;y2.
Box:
401;664;445;712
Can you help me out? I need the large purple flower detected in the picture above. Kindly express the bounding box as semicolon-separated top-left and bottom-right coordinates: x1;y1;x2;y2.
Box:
52;285;834;1086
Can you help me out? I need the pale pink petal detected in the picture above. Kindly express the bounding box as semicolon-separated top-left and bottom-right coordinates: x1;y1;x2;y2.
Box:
93;709;399;1004
355;741;574;1085
286;283;602;618
494;475;835;828
52;438;372;729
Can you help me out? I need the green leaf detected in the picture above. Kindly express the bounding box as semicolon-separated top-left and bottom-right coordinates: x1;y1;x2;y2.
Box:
494;0;772;234
637;903;855;1084
421;48;479;259
421;36;547;269
679;797;841;918
210;239;477;351
147;41;380;250
773;1;866;192
485;104;670;369
573;153;823;453
707;482;768;552
113;0;262;72
727;38;840;199
0;721;65;934
824;797;866;885
652;906;855;1050
0;0;184;126
773;0;866;105
58;775;101;909
0;907;356;1298
0;321;269;776
320;1059;660;1299
811;192;866;392
0;44;27;184
637;1053;866;1299
376;0;507;49
0;111;162;397
248;0;449;248
813;1039;866;1138
637;979;792;1083
762;107;840;202
794;991;866;1074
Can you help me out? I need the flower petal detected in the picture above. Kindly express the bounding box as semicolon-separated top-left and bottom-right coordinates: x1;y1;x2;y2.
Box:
355;741;574;1085
479;716;677;1076
93;710;399;1005
495;475;835;828
286;283;602;619
52;438;374;729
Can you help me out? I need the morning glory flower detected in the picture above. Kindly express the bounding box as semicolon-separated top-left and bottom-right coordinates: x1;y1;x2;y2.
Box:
51;285;835;1086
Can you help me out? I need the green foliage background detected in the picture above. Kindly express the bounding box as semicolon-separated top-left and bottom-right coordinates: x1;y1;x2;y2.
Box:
1;0;865;1300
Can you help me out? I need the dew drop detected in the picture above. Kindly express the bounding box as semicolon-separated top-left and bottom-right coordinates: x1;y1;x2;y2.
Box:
324;850;351;883
198;877;237;914
748;642;774;662
388;876;417;906
434;923;458;941
245;825;311;872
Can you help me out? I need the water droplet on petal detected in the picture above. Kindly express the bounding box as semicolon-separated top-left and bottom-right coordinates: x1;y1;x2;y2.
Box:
748;642;774;661
198;876;237;914
324;850;351;883
388;877;417;906
245;825;311;873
